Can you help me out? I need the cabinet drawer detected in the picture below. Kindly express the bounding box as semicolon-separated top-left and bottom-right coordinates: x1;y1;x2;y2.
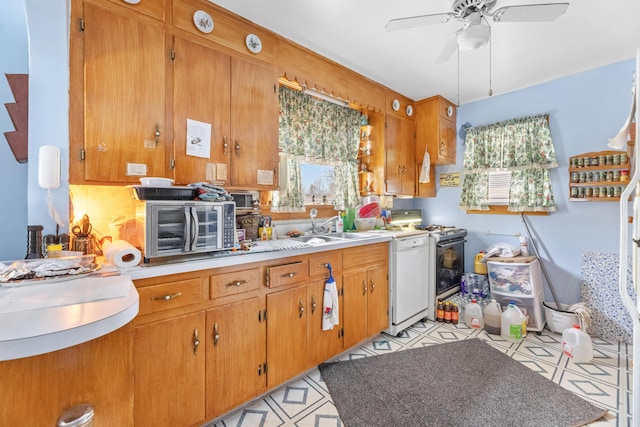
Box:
308;252;342;278
137;278;202;316
343;243;388;269
266;260;308;288
210;268;260;299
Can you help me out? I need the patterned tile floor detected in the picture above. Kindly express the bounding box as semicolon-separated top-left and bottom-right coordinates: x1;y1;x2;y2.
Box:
208;320;632;427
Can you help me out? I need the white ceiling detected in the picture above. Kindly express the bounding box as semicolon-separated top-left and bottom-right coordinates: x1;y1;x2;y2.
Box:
209;0;640;105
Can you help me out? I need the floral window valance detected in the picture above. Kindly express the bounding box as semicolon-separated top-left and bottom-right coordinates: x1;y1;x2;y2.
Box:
272;86;361;212
459;114;558;212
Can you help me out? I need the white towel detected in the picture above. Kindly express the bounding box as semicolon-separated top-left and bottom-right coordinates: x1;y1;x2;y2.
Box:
322;278;339;331
418;151;431;183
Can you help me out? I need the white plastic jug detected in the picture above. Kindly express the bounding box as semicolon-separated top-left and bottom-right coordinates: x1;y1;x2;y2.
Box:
501;302;525;343
562;324;593;363
483;299;502;335
464;299;484;330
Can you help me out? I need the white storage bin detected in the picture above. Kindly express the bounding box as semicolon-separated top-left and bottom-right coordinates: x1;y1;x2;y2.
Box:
487;256;545;332
491;291;546;332
487;257;542;296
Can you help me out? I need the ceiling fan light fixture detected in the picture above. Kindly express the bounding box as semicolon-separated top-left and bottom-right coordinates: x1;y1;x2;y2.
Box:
457;21;490;50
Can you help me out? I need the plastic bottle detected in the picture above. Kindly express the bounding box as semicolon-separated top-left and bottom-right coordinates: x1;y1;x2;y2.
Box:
464;299;484;330
444;301;451;323
562;325;593;363
335;213;344;233
519;236;529;257
451;304;459;324
436;300;445;322
501;302;526;343
483;299;502;335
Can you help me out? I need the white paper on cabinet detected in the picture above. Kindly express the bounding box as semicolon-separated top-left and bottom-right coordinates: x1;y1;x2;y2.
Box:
186;118;211;158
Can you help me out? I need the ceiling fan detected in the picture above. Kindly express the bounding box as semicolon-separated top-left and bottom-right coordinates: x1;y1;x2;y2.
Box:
385;0;569;64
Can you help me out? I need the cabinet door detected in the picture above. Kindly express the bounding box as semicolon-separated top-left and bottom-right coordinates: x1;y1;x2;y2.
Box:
438;117;456;164
307;278;343;366
385;115;415;195
206;297;266;419
230;58;279;188
134;312;205;427
172;36;231;185
342;269;369;348
367;265;389;335
266;285;308;387
82;3;166;183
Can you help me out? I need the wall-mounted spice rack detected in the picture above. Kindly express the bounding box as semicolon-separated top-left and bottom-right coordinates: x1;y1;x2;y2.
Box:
359;124;374;195
568;150;630;201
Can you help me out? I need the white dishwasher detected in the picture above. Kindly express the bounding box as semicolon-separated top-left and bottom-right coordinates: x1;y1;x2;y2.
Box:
385;232;430;336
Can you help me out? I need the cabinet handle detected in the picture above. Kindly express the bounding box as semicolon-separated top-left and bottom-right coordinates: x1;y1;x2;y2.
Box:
311;295;317;314
151;292;182;301
370;279;376;293
154;124;160;146
397;165;402;175
213;323;220;346
235;140;240;156
281;272;297;278
317;263;329;268
299;299;305;318
223;136;228;155
226;279;247;287
362;280;367;295
193;328;200;355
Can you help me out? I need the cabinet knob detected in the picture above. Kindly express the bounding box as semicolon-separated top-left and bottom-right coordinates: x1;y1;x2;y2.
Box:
362;280;367;295
151;292;182;301
299;299;305;318
370;279;376;292
235;140;240;156
226;279;247;287
311;296;317;314
223;136;228;155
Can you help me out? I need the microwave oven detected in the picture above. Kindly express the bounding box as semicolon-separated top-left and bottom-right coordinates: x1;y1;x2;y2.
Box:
135;200;236;262
230;191;259;214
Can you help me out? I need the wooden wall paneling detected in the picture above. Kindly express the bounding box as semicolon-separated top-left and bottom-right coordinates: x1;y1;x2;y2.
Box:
275;40;386;113
3;73;28;163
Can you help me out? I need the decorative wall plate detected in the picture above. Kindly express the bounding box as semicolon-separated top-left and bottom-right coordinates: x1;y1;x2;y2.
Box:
447;105;454;117
193;10;214;34
406;105;413;117
392;99;400;111
245;34;263;54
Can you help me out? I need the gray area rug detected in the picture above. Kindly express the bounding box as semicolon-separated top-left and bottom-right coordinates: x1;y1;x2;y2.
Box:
318;338;607;427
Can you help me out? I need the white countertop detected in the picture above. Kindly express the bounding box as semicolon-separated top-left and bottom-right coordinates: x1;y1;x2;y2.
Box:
122;234;392;281
0;275;139;361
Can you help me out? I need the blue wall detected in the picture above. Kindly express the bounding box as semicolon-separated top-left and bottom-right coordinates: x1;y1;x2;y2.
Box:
409;58;637;305
0;0;28;260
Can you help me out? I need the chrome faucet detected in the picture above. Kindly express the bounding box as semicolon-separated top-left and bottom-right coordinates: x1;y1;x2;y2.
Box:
315;216;339;234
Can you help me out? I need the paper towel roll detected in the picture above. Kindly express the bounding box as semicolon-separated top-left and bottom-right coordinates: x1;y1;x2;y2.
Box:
103;240;142;268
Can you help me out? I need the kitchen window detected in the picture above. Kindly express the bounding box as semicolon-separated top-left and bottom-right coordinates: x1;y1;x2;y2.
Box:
459;114;558;213
272;84;360;212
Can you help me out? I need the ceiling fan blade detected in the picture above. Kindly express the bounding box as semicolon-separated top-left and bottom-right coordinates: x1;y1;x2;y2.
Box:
385;12;455;32
434;32;460;64
492;3;569;22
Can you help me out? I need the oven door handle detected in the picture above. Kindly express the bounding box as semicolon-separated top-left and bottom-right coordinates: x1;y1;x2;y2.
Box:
436;239;467;250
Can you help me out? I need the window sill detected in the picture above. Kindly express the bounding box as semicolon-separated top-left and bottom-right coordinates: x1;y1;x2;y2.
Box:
466;206;549;216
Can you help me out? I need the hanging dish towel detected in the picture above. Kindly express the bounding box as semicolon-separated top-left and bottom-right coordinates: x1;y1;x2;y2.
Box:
322;264;339;331
418;151;431;183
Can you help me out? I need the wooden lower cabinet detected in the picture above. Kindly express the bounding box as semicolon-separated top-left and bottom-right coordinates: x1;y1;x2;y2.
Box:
306;278;343;366
0;323;134;427
266;285;308;388
205;297;266;419
343;265;388;348
134;311;205;427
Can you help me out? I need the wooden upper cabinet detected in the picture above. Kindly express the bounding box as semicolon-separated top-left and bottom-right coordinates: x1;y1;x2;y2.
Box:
80;2;166;183
415;95;457;166
106;0;166;21
385;114;415;196
172;36;232;185
229;58;279;189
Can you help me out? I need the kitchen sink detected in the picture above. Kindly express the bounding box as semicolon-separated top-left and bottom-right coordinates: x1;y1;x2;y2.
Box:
329;232;374;240
292;235;344;243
